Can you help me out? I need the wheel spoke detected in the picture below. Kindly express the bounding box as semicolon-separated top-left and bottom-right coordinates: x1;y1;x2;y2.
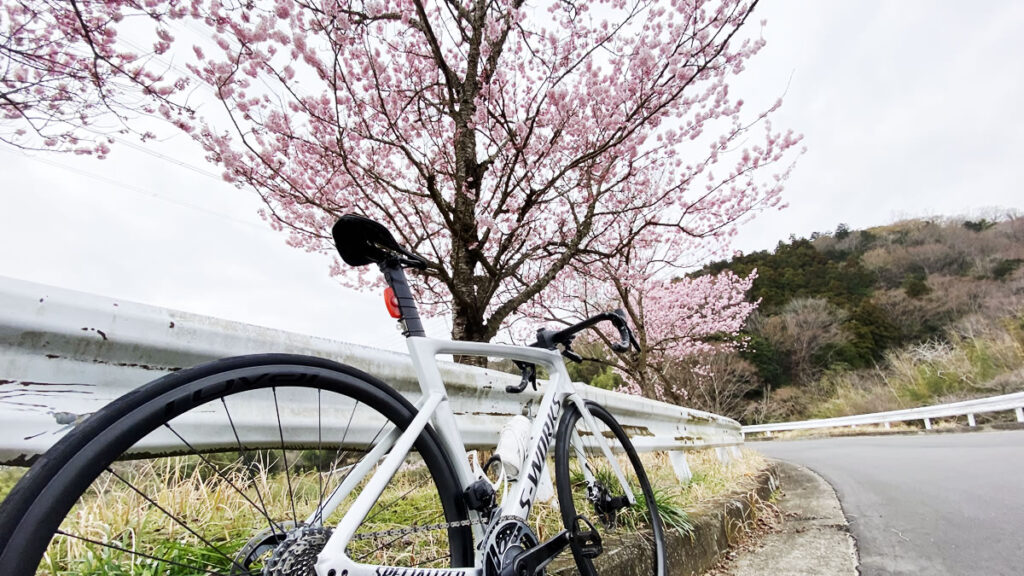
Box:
163;423;281;532
317;388;324;523
310;393;377;526
272;387;299;524
316;399;362;515
221;396;285;537
312;402;398;526
54;529;233;576
104;466;249;573
363;474;433;525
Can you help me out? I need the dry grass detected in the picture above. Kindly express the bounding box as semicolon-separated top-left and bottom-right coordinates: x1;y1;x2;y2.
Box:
28;453;454;575
1;447;771;574
524;448;768;536
0;466;25;503
807;312;1024;419
675;449;767;514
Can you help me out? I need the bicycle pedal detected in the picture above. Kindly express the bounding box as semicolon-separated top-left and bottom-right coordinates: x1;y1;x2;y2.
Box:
578;542;602;559
571;515;603;559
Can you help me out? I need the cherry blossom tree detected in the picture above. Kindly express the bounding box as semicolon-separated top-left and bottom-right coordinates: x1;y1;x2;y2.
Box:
2;0;801;357
616;270;757;399
0;1;194;155
543;242;759;399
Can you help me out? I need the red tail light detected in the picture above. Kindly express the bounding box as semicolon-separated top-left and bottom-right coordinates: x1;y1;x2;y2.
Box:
384;287;401;318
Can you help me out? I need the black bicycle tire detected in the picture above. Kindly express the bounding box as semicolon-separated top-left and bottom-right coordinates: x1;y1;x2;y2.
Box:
0;353;473;575
554;400;666;576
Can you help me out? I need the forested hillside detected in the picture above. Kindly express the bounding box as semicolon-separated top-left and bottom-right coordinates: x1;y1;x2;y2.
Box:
706;215;1024;423
569;215;1024;423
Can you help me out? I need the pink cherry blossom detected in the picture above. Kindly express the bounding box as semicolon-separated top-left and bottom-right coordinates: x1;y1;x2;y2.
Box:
1;0;801;359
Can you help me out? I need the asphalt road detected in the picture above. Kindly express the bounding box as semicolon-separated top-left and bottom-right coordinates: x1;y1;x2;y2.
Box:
755;430;1024;576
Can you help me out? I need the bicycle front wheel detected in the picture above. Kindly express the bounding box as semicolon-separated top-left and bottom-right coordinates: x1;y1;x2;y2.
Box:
0;354;473;575
554;401;666;576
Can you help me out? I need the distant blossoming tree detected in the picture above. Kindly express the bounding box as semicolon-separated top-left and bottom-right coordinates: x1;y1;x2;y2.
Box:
2;0;800;362
539;233;759;398
614;270;758;399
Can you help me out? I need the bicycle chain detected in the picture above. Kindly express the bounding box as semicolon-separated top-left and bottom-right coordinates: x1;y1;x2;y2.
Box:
351;517;485;541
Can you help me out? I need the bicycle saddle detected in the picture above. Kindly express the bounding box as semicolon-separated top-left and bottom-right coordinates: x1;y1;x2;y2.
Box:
332;214;426;269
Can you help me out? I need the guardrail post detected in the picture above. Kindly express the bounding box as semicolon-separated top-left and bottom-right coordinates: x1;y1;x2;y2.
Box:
715;447;732;465
1016;408;1024;423
764;430;771;438
730;445;742;459
884;421;891;429
924;418;932;430
669;451;693;483
967;414;976;427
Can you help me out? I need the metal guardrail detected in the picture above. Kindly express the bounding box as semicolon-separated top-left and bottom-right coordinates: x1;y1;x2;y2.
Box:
0;276;742;481
743;392;1024;436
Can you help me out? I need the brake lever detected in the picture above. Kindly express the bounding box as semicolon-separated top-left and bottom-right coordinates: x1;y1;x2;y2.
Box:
561;348;583;363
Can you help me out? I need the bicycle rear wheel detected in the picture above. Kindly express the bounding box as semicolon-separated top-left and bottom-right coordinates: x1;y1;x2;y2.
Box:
554;401;666;576
0;354;473;575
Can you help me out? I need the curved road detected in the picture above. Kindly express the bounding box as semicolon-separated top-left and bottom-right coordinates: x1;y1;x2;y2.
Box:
755;430;1024;576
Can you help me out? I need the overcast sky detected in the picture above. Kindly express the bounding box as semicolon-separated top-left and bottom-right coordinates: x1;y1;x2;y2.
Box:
2;1;1022;352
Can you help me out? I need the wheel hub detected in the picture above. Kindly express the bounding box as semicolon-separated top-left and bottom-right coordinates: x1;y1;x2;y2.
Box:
230;521;332;576
230;521;298;575
588;482;629;528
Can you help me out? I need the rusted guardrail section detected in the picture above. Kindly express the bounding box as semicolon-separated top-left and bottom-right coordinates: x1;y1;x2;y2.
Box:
0;275;742;480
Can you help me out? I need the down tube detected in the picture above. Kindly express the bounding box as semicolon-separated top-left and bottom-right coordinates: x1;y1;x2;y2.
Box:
314;393;479;576
508;387;570;520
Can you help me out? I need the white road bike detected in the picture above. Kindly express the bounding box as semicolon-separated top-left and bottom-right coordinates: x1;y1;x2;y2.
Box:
0;215;666;576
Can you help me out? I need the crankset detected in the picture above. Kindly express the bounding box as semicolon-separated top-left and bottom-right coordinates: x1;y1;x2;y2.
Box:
486;515;603;576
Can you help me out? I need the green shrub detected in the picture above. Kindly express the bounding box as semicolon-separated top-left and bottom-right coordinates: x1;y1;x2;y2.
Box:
992;258;1022;280
963;219;996;232
901;272;932;298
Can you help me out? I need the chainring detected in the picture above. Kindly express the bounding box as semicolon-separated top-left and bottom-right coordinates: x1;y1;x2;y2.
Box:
482;517;541;576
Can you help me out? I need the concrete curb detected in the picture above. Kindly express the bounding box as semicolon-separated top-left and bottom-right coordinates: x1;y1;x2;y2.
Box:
717;461;859;576
662;465;782;576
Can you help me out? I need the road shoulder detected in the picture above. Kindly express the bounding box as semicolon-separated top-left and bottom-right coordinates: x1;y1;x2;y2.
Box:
715;461;859;576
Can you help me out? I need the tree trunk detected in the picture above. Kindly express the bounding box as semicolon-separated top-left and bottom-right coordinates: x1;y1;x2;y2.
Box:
447;58;490;367
451;301;489;367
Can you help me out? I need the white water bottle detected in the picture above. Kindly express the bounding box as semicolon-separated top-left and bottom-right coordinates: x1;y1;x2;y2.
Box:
494;414;532;478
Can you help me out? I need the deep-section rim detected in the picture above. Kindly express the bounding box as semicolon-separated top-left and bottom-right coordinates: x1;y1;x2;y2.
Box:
0;353;473;575
554;400;666;576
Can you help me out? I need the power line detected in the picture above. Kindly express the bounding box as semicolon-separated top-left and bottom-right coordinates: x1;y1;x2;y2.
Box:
0;147;268;231
111;136;222;180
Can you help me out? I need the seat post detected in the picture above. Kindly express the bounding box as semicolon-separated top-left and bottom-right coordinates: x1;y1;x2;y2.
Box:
380;261;426;337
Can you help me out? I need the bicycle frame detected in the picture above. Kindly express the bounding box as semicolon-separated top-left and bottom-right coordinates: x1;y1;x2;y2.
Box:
313;336;636;576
